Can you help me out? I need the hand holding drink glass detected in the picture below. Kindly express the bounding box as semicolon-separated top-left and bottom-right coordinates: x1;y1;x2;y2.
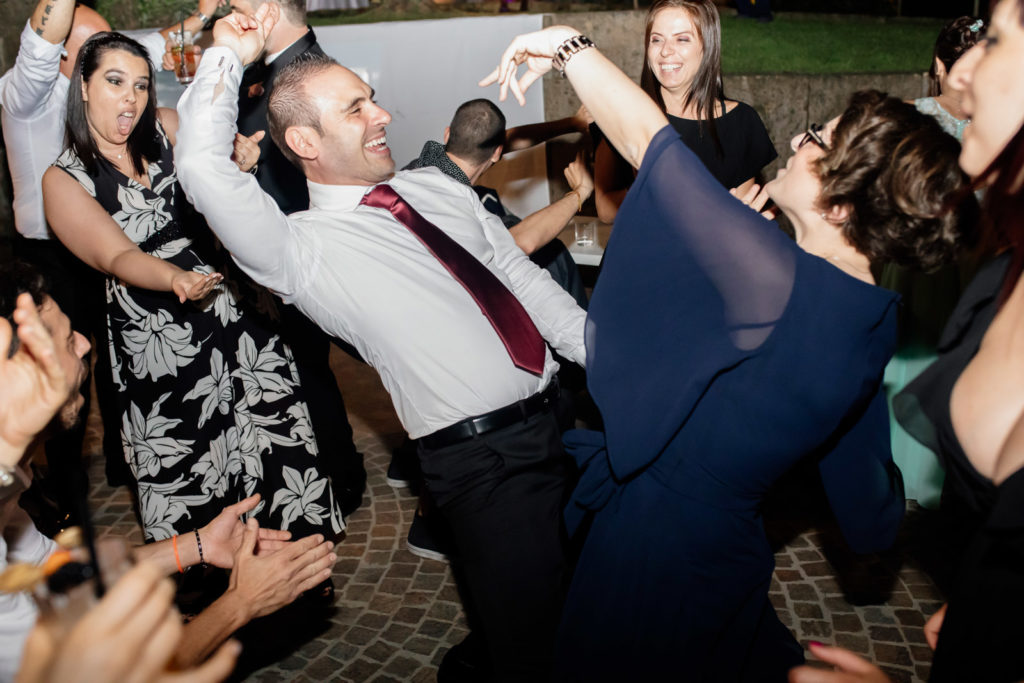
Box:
170;29;197;84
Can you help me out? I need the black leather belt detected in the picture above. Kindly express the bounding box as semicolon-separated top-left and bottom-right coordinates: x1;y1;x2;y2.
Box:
421;379;560;450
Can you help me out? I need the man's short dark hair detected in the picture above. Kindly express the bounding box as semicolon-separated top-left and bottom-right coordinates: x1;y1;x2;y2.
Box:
0;261;49;358
248;0;306;24
267;53;340;170
445;99;506;166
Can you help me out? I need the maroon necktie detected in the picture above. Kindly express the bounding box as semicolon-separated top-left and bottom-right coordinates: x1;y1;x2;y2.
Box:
360;184;546;376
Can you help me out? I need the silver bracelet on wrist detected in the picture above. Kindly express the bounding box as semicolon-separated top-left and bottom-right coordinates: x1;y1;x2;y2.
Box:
552;34;595;78
195;10;210;26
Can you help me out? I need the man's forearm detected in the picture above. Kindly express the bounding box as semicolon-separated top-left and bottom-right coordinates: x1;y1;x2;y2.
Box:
175;590;250;668
30;0;74;44
133;532;201;576
508;192;579;255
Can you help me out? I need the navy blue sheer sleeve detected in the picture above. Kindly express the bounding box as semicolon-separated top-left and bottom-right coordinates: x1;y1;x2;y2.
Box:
588;125;798;479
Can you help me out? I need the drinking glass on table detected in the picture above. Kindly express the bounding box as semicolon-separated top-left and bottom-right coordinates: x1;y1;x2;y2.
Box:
575;220;597;247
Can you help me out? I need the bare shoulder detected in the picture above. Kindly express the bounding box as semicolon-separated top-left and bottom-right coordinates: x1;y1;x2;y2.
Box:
157;107;179;141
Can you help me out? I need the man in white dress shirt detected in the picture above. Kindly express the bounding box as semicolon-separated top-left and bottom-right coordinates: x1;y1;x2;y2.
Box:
175;9;586;680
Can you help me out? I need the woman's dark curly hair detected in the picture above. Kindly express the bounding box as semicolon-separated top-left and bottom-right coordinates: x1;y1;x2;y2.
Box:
814;90;978;273
929;16;987;96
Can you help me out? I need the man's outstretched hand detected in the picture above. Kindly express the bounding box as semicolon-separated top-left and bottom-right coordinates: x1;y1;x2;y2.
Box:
212;2;280;66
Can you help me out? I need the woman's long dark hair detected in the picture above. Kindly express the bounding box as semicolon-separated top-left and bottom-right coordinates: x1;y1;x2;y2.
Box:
639;0;725;156
979;0;1024;301
65;32;160;178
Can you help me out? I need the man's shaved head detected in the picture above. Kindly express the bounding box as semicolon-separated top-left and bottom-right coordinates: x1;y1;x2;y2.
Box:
60;5;111;79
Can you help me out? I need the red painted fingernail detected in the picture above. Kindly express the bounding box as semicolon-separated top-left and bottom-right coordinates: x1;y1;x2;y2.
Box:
809;641;823;648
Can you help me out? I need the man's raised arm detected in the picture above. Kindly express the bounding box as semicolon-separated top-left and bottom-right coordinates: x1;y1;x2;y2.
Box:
174;6;300;296
0;0;74;118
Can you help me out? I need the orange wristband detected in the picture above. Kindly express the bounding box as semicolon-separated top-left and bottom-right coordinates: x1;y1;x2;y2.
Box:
172;534;184;573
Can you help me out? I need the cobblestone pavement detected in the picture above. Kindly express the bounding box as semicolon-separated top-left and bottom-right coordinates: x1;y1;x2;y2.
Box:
83;349;955;682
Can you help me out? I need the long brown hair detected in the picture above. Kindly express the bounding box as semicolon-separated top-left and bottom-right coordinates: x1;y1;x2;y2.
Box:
639;0;725;156
981;0;1024;301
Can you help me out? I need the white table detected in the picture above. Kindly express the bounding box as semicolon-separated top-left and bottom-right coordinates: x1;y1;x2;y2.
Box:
558;216;613;267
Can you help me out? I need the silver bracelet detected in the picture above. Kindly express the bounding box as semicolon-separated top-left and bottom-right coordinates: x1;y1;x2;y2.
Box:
552;34;595;78
195;10;210;26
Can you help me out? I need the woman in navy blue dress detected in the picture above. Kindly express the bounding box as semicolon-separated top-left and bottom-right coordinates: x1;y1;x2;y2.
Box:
484;26;977;681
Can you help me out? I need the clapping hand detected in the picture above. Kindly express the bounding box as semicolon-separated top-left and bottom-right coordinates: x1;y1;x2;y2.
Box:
225;519;337;621
212;2;280;66
198;494;292;569
0;294;69;467
171;270;223;303
479;26;583;105
564;152;594;203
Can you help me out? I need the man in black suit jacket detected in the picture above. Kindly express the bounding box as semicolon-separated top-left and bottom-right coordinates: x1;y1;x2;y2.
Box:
232;0;366;516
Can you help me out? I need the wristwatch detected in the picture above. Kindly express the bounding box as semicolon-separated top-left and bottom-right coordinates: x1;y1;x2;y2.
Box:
552;34;596;78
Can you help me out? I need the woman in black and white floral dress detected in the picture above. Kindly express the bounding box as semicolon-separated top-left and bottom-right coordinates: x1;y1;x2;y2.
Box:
42;32;343;541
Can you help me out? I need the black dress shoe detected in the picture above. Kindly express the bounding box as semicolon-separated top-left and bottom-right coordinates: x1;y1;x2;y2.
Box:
437;632;491;683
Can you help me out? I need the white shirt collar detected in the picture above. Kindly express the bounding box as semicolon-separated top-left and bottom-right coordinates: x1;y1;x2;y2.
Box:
307;180;373;213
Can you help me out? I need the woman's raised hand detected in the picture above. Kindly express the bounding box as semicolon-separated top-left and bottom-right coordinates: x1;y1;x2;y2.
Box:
171;270;224;303
479;26;583;105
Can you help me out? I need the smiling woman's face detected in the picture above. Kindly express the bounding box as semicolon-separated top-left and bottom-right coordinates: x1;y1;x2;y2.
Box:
956;0;1024;177
646;7;704;96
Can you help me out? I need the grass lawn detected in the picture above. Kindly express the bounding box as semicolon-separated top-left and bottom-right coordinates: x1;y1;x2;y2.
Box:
309;6;945;74
720;13;945;73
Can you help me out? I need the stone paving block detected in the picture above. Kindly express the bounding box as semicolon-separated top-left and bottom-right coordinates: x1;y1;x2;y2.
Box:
878;665;914;683
833;633;871;654
868;625;903;642
793;603;823;619
381;624;416;645
901;626;928;645
394;606;428;625
363;640;394;663
406;636;442;656
343;626;378;646
305;656;345;679
357;613;390;630
341;657;383;682
412;574;446;592
874;643;913;667
794;549;824;562
419;619;452;638
860;607;897;625
798;620;832;638
832;613;863;632
786;582;818;601
894;609;926;627
378;578;412;595
384;655;423;678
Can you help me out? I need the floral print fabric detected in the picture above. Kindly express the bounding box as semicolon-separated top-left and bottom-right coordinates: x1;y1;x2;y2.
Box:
54;128;344;541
